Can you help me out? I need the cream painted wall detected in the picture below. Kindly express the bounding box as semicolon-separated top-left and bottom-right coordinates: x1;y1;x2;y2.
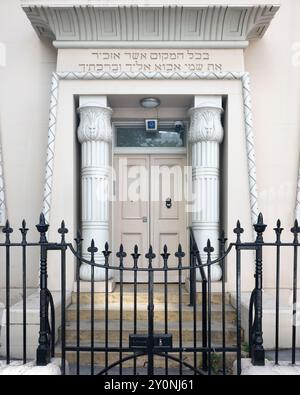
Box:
0;0;56;289
245;0;300;288
0;0;299;292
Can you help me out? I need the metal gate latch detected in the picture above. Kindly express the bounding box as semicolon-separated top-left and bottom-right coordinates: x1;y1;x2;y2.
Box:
129;334;172;349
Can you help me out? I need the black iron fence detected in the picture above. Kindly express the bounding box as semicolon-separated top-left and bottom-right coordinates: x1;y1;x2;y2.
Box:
0;213;299;375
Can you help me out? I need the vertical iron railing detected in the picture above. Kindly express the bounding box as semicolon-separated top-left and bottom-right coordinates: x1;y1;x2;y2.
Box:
131;245;140;375
74;231;83;375
103;242;111;375
59;220;68;375
175;244;185;375
219;230;227;375
3;220;13;365
20;220;28;364
146;246;155;376
36;214;51;366
291;220;300;364
251;213;267;366
274;219;283;365
234;220;243;374
161;245;169;375
117;244;126;375
189;228;208;371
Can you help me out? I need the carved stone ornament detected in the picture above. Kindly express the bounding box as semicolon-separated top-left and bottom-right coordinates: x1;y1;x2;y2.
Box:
22;4;280;49
188;107;224;144
77;106;113;144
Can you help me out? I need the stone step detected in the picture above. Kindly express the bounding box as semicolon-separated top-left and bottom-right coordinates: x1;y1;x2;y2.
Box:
63;320;238;344
71;285;230;305
66;302;236;323
56;344;237;372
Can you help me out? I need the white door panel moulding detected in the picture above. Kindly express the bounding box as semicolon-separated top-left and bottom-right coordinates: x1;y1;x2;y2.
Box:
22;4;280;49
42;70;259;234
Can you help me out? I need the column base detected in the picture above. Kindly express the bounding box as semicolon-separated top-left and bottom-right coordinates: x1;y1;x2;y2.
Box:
75;279;116;293
80;264;113;282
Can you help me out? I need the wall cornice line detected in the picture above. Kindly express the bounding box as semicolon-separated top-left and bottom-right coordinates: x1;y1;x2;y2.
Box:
22;4;280;49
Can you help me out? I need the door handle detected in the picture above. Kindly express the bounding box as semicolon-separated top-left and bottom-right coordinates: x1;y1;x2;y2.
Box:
165;198;172;209
142;217;148;223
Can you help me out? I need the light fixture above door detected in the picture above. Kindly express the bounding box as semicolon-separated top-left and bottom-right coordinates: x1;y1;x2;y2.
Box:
140;97;161;109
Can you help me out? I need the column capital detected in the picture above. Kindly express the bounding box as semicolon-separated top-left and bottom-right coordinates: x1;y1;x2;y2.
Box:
188;105;224;144
77;105;113;144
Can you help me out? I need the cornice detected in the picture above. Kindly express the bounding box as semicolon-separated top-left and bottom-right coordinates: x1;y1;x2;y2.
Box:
22;4;280;49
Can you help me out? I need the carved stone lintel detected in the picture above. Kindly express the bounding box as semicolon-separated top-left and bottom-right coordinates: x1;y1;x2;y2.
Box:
188;106;224;144
77;106;113;143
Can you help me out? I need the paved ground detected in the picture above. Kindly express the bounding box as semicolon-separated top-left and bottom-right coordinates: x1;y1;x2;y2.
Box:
68;364;201;375
266;349;300;363
69;350;300;375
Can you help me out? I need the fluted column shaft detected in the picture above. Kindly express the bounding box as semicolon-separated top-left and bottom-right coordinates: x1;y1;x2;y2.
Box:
77;99;112;281
189;97;224;281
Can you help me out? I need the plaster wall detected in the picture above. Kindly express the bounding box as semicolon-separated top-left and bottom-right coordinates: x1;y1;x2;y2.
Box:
0;0;299;295
0;0;56;291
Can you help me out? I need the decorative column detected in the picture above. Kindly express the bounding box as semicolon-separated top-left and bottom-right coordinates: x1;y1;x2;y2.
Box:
77;96;112;282
188;96;224;282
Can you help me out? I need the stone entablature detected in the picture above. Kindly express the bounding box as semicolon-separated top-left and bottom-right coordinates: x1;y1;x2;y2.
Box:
57;48;245;73
22;3;280;49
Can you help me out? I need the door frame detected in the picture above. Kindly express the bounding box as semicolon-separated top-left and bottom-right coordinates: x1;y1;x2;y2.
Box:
112;122;190;282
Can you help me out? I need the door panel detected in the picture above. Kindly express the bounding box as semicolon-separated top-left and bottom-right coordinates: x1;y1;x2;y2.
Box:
151;156;187;282
114;154;187;282
114;156;149;281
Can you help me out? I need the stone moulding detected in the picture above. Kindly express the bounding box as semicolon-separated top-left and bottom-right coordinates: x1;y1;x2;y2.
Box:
21;4;280;49
42;70;259;234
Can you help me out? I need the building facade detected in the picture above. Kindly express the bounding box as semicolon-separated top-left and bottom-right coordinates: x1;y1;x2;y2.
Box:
0;0;299;369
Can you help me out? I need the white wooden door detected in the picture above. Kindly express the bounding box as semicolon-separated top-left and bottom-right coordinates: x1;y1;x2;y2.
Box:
150;155;187;282
114;155;149;282
114;154;187;282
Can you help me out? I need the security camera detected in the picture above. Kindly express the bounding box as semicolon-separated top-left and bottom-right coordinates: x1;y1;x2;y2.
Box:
174;121;184;133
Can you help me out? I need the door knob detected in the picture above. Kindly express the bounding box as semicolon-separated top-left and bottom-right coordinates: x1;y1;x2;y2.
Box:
142;217;148;223
165;198;172;209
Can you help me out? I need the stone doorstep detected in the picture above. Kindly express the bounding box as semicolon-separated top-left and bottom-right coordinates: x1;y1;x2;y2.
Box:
185;277;225;294
57;347;237;371
72;284;230;305
0;358;65;375
234;359;300;375
230;290;300;349
0;290;71;360
1;290;72;325
73;280;224;297
0;288;36;308
75;279;116;293
65;302;237;323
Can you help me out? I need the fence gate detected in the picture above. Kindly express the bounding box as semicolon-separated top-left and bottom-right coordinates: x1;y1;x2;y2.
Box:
2;213;299;375
57;225;242;376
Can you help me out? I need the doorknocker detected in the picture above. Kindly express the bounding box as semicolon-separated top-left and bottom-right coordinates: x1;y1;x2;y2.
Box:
165;198;172;209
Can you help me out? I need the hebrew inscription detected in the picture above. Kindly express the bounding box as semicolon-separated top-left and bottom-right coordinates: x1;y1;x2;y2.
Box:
77;49;223;73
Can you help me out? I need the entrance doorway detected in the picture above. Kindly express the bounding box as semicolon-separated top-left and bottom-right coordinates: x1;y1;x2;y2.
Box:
114;154;187;282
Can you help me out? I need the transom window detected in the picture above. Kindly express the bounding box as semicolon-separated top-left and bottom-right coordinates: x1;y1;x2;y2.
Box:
115;123;186;148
